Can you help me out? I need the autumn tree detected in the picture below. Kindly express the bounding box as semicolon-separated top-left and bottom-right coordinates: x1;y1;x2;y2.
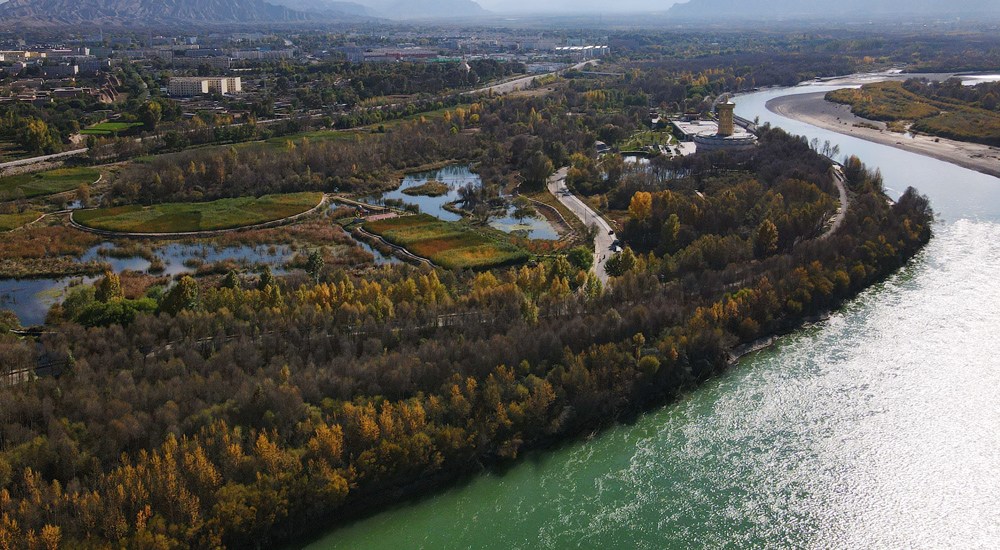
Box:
94;271;124;303
20;118;57;155
753;219;779;259
628;191;653;222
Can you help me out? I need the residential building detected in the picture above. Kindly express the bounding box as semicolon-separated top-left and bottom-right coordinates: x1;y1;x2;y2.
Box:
168;76;242;96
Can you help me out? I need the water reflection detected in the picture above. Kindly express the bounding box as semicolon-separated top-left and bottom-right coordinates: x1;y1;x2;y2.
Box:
369;164;559;241
1;242;297;326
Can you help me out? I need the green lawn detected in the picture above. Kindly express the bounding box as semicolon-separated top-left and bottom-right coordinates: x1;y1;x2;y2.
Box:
0;211;41;231
0;167;101;201
74;192;323;233
365;214;528;270
80;122;144;136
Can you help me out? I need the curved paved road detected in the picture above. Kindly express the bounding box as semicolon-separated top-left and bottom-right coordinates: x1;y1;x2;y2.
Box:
547;167;615;283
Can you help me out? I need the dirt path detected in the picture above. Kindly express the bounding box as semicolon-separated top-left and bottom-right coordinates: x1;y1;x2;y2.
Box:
822;165;849;241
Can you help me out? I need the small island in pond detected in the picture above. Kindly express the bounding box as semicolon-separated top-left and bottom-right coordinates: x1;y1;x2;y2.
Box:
401;179;450;197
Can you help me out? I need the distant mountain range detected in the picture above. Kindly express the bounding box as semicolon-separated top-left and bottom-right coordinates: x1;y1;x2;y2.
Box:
273;0;487;20
0;0;322;26
668;0;1000;19
0;0;488;26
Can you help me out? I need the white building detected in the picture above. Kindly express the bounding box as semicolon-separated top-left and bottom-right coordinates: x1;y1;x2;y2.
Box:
168;77;242;97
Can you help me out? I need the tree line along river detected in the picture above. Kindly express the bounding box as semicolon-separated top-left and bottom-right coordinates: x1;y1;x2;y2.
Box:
301;79;1000;549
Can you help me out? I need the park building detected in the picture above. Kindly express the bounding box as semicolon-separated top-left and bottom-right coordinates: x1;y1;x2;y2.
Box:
672;100;758;153
168;76;242;97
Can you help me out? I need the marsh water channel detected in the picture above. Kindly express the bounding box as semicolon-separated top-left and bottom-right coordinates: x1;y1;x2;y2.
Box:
0;242;297;326
1;165;556;326
303;76;1000;549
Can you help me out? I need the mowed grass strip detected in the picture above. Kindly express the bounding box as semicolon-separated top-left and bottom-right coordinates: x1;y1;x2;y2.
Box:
365;214;528;269
0;167;101;200
74;192;322;234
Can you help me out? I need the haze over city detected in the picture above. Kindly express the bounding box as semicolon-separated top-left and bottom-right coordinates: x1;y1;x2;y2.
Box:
0;1;998;549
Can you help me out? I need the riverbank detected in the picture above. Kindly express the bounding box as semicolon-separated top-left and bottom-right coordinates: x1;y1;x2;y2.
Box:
766;92;1000;179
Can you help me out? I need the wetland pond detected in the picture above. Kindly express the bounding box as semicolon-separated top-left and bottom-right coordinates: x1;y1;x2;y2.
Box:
367;164;559;241
1;242;296;326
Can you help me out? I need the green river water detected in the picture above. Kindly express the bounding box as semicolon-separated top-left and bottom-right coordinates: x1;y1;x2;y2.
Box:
304;80;1000;549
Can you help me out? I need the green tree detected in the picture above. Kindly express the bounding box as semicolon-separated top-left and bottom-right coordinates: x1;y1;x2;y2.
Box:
221;270;241;289
94;271;124;303
306;250;325;284
523;151;554;190
605;247;637;277
258;267;276;291
160;276;199;315
138;101;163;130
567;246;594;271
658;214;681;255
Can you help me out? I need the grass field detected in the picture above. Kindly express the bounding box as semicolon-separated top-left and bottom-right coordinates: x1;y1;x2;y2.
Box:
0;211;41;231
365;214;528;270
0;167;101;201
74;192;323;233
80;122;144;136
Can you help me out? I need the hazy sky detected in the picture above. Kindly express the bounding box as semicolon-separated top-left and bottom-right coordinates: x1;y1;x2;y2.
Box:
476;0;680;13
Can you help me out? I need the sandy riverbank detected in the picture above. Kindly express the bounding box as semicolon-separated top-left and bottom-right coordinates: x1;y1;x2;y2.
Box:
766;91;1000;180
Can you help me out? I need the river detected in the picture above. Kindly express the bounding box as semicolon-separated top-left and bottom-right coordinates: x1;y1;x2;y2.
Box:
303;80;1000;549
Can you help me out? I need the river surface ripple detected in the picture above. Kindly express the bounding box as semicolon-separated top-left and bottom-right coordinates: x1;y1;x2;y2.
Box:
305;79;1000;549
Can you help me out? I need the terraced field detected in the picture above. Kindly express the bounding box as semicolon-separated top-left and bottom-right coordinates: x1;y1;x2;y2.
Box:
0;167;101;200
364;214;528;270
74;192;323;234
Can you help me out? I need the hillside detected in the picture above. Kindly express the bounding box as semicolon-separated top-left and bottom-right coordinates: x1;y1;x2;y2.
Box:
269;0;371;17
0;0;327;26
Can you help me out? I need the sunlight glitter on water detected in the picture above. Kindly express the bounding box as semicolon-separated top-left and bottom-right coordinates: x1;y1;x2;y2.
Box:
305;79;1000;549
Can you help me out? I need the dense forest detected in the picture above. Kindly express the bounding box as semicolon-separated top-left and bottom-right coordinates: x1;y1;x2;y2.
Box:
107;88;624;205
0;117;932;547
